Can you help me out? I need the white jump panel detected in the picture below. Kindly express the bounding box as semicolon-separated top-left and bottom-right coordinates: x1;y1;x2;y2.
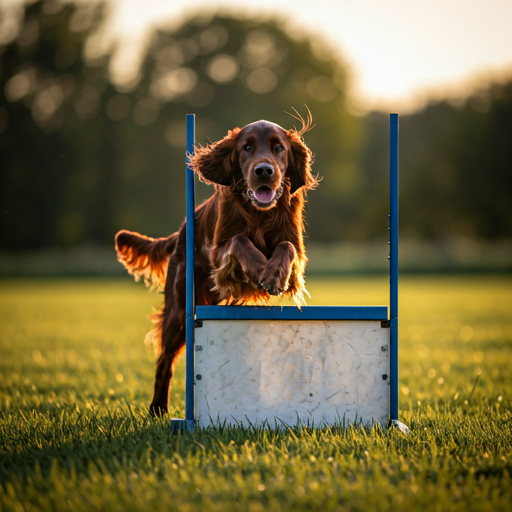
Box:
195;320;390;427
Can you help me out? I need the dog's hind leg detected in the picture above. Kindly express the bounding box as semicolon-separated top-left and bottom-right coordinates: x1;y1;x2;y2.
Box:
148;260;186;416
149;303;186;416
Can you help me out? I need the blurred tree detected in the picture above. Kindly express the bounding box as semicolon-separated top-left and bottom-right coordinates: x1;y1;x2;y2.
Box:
0;1;361;249
0;0;110;249
114;14;361;241
360;80;512;240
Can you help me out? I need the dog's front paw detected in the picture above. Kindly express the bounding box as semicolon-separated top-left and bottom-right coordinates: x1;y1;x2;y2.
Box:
245;261;267;289
259;279;283;296
259;268;288;296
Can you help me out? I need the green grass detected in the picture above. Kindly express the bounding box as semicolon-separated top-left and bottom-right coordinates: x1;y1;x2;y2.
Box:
0;276;511;511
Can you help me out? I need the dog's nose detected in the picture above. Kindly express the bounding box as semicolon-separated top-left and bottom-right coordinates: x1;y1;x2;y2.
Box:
254;164;274;177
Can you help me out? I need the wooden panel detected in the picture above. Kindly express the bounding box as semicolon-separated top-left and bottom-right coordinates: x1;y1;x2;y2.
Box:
195;320;389;428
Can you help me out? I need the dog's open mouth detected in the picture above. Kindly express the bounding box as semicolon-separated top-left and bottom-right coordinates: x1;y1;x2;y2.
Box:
247;184;283;209
254;186;275;204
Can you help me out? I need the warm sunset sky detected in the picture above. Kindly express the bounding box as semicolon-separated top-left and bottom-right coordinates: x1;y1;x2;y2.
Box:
5;0;512;112
109;0;512;112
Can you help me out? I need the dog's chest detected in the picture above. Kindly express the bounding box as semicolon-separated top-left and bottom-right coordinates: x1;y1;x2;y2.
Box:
238;201;290;256
247;226;281;258
251;227;266;253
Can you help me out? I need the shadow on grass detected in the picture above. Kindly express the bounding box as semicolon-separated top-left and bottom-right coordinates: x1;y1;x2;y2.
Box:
0;404;184;484
0;403;392;486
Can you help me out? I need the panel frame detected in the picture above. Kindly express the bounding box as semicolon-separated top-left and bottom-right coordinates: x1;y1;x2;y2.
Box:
194;319;390;428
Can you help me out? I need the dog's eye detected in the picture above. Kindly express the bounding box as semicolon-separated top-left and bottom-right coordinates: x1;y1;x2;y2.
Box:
275;144;284;153
243;144;253;152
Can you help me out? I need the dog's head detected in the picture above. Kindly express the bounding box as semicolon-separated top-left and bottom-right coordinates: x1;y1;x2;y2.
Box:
190;119;317;210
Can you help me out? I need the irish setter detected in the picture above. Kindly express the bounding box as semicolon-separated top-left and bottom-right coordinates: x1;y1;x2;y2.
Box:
115;117;318;415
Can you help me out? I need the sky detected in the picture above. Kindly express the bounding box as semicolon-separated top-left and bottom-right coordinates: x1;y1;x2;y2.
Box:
108;0;512;112
4;0;512;112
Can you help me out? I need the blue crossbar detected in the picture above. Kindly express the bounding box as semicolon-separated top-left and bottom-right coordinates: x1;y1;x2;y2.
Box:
196;305;388;321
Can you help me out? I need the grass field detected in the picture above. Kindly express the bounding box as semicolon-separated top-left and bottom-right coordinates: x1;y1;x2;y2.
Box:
1;276;511;511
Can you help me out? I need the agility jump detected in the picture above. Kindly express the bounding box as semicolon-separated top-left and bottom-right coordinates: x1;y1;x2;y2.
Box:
171;114;407;433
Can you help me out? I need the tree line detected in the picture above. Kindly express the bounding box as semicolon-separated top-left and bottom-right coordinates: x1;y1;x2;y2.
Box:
1;0;511;251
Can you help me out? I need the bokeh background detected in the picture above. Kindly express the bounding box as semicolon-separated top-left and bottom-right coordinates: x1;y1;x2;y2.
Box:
1;4;512;509
1;0;512;275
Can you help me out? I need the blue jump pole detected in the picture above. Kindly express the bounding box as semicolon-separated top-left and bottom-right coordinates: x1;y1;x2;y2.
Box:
389;113;401;426
185;114;196;431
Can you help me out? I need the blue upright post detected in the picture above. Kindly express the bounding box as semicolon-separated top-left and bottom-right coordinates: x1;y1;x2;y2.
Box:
389;114;407;432
185;114;196;431
389;114;399;422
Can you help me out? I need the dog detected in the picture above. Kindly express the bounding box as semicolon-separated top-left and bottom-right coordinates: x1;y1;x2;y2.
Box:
115;116;318;415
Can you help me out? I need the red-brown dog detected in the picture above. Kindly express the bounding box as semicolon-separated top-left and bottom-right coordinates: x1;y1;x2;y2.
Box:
115;117;318;415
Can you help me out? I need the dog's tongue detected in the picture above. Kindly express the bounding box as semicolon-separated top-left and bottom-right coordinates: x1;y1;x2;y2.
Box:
254;186;275;203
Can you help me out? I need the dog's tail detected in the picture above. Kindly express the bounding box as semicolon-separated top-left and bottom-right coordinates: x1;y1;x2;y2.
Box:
115;230;178;289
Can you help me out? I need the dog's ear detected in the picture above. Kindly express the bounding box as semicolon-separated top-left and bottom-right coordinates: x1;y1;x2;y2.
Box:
190;128;241;186
286;130;318;195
